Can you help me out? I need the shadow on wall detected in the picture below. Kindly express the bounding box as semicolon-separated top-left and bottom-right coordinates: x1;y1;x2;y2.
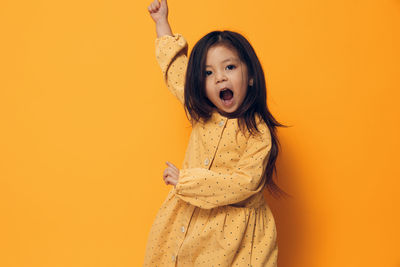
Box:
264;135;308;267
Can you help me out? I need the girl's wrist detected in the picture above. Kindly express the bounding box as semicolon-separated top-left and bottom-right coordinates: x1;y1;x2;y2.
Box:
155;18;169;27
155;18;173;37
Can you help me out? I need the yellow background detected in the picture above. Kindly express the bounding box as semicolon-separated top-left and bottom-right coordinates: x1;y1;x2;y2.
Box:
1;0;399;266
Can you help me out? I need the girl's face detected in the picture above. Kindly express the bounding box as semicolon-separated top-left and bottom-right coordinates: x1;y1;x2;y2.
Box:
204;45;253;114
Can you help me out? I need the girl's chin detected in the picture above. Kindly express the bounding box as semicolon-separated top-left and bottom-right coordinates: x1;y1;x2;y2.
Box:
218;101;237;114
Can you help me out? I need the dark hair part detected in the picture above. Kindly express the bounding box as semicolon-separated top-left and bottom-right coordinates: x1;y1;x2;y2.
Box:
184;30;291;199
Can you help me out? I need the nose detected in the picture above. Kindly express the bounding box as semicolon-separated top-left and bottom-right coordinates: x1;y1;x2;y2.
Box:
215;71;227;83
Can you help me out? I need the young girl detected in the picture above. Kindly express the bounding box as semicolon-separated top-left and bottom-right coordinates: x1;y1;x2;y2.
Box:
145;0;288;266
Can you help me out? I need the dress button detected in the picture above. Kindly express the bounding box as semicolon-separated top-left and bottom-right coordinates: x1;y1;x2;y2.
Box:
218;120;224;127
181;226;185;233
204;158;209;166
171;255;176;261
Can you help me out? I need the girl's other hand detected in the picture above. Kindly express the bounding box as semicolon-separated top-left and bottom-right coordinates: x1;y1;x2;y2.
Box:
163;161;180;186
147;0;168;24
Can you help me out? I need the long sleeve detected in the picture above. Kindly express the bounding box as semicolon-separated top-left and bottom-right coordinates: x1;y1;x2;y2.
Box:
155;34;188;105
174;123;272;209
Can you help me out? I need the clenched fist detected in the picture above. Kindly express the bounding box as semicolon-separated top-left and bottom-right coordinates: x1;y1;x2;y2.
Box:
147;0;168;24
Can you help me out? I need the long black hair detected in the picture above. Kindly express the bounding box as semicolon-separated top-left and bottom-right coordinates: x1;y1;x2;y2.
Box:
184;30;291;199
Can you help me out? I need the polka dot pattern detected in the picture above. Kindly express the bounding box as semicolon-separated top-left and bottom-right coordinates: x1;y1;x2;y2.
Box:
144;34;278;266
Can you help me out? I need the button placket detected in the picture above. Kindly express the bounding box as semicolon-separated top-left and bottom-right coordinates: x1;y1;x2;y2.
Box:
174;206;195;265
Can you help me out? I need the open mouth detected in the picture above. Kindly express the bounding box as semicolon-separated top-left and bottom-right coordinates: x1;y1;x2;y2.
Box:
219;88;234;101
219;88;234;108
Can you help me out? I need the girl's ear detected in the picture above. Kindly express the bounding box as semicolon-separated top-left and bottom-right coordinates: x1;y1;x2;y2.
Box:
249;78;254;86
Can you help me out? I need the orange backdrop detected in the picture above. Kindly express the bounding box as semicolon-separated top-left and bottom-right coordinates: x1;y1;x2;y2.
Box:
1;0;399;266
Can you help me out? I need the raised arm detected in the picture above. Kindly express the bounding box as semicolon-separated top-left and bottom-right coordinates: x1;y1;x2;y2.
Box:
148;0;187;105
148;0;172;37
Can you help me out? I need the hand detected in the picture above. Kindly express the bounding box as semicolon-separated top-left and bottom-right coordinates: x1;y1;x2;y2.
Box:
163;161;180;187
147;0;168;24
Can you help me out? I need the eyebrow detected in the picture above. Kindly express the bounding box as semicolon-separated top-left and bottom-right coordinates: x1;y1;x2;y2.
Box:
205;58;238;68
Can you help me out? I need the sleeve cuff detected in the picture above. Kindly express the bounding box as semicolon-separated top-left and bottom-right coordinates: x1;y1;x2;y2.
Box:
174;168;187;193
155;33;187;47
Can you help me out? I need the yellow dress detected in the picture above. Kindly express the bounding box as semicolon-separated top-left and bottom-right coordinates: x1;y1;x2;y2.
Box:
143;34;278;267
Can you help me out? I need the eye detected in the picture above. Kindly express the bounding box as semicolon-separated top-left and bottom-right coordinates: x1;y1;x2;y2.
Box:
226;64;236;70
205;70;212;76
